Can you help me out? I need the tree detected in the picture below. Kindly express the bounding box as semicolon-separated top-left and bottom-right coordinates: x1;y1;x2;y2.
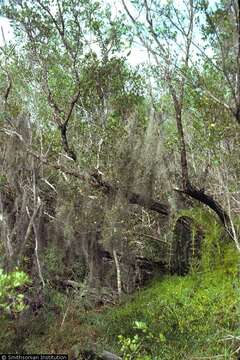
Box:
1;0;170;292
122;0;240;242
0;0;239;299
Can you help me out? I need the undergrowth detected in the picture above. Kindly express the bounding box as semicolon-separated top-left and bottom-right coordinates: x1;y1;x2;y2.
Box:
1;210;240;359
96;246;240;359
7;244;238;359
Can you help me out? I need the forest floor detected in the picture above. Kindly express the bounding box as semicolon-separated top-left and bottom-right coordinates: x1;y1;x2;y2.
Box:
1;245;240;359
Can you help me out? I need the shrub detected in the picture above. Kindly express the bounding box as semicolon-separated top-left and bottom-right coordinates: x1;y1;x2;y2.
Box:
0;268;30;315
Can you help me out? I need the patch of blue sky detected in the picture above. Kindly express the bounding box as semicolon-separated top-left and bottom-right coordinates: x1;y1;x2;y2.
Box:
103;0;218;65
0;0;218;66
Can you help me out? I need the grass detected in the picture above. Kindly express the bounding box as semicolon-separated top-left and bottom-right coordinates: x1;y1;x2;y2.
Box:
1;245;240;359
86;245;240;359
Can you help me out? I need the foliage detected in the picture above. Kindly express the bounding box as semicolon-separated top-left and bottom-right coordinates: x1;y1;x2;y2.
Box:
0;0;240;357
98;246;239;359
118;320;165;360
0;268;30;315
42;245;66;280
5;244;238;357
175;208;224;270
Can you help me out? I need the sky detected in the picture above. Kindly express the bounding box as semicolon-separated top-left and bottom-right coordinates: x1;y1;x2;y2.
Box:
0;1;148;65
0;0;217;65
0;16;12;46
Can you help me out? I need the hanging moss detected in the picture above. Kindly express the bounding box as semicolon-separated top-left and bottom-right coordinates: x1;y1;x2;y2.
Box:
170;214;203;275
170;207;231;275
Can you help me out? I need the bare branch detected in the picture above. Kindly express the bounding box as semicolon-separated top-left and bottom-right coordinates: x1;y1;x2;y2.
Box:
36;0;63;36
123;0;233;114
64;88;81;128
